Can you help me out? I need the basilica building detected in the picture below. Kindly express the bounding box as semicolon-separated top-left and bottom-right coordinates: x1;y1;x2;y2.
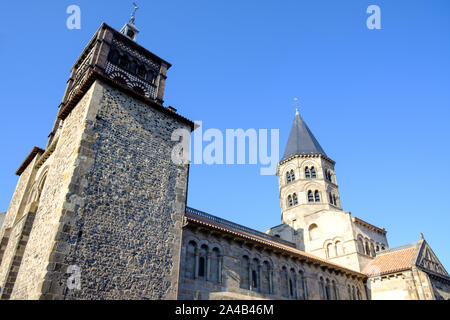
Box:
0;19;448;300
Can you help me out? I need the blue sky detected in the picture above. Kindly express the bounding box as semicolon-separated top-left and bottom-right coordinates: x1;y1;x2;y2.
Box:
0;1;449;269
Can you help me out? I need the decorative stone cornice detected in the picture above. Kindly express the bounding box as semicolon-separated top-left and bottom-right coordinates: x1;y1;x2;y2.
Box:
277;153;336;175
57;68;195;130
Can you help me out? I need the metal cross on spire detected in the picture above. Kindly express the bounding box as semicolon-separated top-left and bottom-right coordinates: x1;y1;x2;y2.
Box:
130;2;139;24
293;97;300;115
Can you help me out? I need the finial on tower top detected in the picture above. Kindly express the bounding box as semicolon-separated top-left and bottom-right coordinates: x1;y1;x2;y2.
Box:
293;97;300;115
120;2;140;41
130;2;139;24
420;232;424;240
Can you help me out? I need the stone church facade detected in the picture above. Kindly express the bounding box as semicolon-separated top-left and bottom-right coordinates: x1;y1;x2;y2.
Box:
0;20;448;300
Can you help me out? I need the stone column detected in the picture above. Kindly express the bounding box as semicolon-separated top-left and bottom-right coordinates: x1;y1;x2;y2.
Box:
248;266;252;291
303;276;310;300
155;63;168;104
286;272;290;298
194;248;199;279
218;256;223;284
206;252;211;281
258;265;262;292
269;269;273;295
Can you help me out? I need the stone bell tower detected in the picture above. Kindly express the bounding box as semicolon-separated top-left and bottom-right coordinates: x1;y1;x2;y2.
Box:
277;109;342;226
0;18;193;299
267;107;388;272
267;107;349;253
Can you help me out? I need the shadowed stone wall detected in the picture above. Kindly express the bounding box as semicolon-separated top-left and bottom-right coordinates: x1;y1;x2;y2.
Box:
179;226;368;300
1;80;190;299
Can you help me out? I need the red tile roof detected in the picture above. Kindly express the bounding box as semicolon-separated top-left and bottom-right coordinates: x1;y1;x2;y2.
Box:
363;244;418;276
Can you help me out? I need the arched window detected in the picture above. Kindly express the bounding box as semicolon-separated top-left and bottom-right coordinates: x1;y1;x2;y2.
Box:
370;243;376;257
329;192;333;204
319;277;325;299
293;193;298;205
119;55;129;69
137;65;147;78
327;243;334;258
251;259;259;291
357;288;362;300
309;224;320;240
335;240;343;256
241;256;250;289
314;190;320;202
262;261;271;294
333;195;337;206
305;167;311;179
347;285;352;300
325;170;331;182
325;279;331;300
311;167;317;178
198;256;205;277
332;280;339;300
210;247;221;283
198;245;208;279
289;278;294;298
286;171;291;184
281;267;289;297
307;191;314;203
287;195;293;207
251;270;258;289
146;71;155;83
286;170;295;184
352;286;357;300
298;271;307;300
289;268;297;299
358;237;364;253
108;50;120;64
365;241;370;256
128;60;138;74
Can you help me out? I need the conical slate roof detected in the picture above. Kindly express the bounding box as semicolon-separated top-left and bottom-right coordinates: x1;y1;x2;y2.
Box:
281;111;327;161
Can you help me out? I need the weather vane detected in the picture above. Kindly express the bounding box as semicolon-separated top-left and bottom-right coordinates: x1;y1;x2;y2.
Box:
130;2;139;24
293;97;300;115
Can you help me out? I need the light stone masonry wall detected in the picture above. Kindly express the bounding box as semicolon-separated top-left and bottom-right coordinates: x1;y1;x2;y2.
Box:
0;153;42;297
179;226;367;300
7;86;95;299
1;80;191;299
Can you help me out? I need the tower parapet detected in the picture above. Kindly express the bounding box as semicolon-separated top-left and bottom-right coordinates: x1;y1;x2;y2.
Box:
47;23;175;147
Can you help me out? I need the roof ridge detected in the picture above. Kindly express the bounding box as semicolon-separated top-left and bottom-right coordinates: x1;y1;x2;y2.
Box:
377;241;420;255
